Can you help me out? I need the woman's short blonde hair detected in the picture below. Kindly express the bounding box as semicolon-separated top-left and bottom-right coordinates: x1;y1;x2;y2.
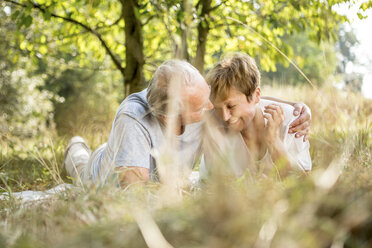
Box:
146;60;201;117
206;53;260;102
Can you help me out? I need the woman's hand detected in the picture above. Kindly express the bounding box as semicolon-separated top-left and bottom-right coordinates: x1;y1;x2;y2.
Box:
260;97;311;142
263;104;285;144
264;104;291;177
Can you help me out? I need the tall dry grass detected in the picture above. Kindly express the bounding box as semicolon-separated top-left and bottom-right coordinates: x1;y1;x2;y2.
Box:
0;84;371;247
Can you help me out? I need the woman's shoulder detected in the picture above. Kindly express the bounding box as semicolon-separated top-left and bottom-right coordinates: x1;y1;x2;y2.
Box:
259;99;297;127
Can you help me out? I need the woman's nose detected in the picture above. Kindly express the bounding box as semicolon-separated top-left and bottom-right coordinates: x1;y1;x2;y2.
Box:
222;108;231;121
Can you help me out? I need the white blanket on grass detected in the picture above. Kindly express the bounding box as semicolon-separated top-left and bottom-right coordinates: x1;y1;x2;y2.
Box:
0;183;73;203
0;172;201;203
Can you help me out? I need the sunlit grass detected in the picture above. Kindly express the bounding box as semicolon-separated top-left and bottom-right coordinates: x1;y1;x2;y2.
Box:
0;84;371;247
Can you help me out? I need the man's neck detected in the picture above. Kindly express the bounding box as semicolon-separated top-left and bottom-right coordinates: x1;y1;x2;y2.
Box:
175;120;185;136
158;115;185;136
241;105;264;139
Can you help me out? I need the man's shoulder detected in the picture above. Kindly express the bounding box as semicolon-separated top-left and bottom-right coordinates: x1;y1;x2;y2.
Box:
111;88;161;137
117;89;151;120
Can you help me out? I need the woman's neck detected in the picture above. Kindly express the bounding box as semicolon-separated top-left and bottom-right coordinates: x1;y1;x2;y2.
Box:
241;106;267;159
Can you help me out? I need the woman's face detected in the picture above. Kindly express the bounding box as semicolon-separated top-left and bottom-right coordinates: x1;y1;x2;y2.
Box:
213;86;260;132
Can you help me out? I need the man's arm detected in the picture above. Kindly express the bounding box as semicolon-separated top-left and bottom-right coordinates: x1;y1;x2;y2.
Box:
261;96;311;141
107;115;152;187
115;167;150;186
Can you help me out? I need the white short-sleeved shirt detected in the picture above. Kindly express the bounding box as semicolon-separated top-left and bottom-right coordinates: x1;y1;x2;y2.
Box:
201;99;312;177
87;89;203;182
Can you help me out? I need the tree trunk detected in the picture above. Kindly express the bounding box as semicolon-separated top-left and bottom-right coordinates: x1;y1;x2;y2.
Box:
194;0;212;74
176;0;192;61
122;0;145;95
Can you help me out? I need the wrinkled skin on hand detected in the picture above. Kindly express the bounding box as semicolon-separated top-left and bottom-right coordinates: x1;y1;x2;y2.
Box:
289;103;311;142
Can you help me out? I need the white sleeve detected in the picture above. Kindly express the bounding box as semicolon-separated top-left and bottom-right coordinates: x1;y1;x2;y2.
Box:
284;131;312;171
278;103;312;171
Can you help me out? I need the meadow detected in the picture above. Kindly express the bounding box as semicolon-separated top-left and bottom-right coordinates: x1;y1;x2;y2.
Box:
0;84;371;248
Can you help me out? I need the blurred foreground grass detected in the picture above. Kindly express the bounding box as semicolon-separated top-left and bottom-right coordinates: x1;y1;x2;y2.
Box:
0;85;371;247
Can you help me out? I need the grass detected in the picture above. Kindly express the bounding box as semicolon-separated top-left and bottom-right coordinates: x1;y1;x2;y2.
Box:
0;84;371;247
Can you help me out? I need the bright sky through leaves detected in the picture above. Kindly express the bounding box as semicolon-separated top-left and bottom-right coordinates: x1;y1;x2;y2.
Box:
336;1;372;98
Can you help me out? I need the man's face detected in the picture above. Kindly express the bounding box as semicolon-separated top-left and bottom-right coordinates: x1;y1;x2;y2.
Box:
213;87;260;132
181;76;214;124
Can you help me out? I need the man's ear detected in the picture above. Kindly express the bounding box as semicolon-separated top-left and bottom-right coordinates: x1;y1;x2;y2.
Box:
253;87;261;104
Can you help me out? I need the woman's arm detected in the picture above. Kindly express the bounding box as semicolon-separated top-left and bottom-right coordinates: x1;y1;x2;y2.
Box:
263;104;292;178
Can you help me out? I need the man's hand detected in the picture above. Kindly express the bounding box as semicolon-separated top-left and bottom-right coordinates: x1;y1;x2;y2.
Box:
289;103;311;142
115;167;150;187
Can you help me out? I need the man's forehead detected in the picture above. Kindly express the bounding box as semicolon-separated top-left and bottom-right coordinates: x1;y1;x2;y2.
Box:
183;83;209;106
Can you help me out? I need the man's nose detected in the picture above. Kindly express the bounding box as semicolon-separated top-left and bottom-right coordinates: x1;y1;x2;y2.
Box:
206;100;214;111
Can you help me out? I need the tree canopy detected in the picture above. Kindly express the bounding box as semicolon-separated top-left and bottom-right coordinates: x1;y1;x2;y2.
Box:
4;0;370;95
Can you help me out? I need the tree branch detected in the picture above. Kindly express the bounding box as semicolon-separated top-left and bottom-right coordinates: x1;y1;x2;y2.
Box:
96;12;123;30
4;0;125;76
142;14;155;26
210;0;229;12
195;0;202;10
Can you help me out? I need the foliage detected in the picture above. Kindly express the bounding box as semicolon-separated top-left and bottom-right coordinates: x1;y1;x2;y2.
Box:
335;26;364;92
1;6;121;144
0;69;55;138
44;67;121;143
0;8;55;141
2;0;361;93
261;32;338;86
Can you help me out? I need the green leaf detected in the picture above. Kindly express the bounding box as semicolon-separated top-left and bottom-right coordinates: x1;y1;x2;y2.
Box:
12;54;19;64
39;45;48;55
20;41;27;50
357;12;367;20
134;7;141;20
201;20;207;28
24;15;33;28
361;2;368;11
43;9;52;21
26;43;34;51
11;10;20;21
92;0;100;8
40;35;46;44
25;2;33;13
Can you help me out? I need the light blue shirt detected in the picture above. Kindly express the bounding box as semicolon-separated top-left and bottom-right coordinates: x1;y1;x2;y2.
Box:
88;89;203;182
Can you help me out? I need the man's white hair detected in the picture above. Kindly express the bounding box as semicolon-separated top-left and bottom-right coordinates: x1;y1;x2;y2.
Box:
147;60;202;117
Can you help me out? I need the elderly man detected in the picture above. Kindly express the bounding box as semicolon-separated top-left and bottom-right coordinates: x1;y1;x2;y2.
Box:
64;59;310;186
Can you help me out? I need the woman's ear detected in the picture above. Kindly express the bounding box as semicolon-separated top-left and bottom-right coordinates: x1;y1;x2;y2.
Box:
253;87;261;104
